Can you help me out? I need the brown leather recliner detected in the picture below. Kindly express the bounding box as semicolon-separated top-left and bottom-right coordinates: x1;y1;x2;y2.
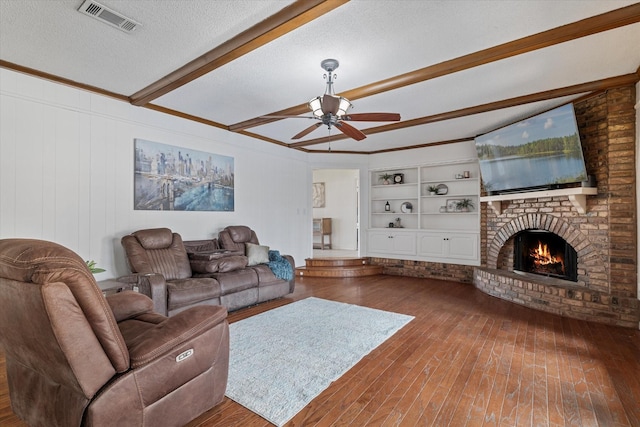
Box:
0;238;229;427
121;228;224;316
217;225;260;251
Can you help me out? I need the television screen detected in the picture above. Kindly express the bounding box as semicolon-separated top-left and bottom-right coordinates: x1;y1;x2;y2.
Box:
475;103;588;194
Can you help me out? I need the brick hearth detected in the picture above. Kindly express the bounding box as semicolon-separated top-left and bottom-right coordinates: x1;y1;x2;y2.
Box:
474;86;639;328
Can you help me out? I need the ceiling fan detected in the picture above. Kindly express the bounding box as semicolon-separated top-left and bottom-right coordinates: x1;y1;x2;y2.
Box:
265;59;401;141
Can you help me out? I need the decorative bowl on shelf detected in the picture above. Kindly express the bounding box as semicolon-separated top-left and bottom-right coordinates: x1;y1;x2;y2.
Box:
436;184;448;195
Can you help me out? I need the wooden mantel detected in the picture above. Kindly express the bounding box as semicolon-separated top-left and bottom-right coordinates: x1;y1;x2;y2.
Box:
480;187;598;215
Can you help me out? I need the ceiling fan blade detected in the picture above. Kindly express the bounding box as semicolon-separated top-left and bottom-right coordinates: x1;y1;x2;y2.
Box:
342;113;401;122
321;94;340;115
335;121;367;141
260;115;317;119
292;123;322;140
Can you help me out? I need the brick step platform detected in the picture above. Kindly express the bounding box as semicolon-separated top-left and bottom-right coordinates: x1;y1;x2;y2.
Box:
473;267;640;329
295;257;383;278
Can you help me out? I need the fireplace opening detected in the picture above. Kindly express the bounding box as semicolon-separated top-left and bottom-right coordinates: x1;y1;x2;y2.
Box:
514;230;577;282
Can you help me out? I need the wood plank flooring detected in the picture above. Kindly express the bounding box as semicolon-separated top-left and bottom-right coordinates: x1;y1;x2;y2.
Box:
1;275;639;426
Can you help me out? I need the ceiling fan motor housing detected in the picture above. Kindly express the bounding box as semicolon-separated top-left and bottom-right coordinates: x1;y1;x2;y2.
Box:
320;58;339;72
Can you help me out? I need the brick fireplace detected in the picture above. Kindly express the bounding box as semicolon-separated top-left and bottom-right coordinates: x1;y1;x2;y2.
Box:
513;229;577;282
474;86;640;328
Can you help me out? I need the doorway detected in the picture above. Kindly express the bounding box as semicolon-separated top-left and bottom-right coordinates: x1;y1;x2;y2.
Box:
312;169;359;258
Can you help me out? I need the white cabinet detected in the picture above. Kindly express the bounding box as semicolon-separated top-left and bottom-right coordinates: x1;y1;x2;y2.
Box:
368;230;416;256
417;232;479;264
368;159;480;265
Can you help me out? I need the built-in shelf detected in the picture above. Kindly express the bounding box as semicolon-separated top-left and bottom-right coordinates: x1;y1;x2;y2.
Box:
480;187;598;215
369;158;480;265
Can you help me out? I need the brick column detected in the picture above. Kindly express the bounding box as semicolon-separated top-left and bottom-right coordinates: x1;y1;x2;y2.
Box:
607;86;637;298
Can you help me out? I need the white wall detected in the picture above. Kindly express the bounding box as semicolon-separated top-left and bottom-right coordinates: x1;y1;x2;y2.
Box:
312;169;359;250
0;68;311;276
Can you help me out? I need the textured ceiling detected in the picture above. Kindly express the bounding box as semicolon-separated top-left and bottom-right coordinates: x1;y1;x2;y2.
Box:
1;0;639;154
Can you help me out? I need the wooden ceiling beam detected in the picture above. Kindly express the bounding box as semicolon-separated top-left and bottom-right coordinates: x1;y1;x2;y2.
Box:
129;0;348;106
144;104;228;130
303;137;473;155
289;73;639;148
0;60;129;102
230;2;640;132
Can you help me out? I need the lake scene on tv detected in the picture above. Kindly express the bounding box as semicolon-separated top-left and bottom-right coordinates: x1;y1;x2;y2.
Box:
475;103;588;194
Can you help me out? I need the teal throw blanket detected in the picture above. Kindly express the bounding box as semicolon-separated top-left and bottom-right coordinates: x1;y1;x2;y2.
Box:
268;250;293;281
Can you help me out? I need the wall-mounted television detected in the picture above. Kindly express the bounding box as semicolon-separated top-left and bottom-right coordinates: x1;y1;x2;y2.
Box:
475;103;588;195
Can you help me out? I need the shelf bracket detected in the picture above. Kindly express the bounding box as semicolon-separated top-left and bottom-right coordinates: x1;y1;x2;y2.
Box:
487;200;502;215
567;194;587;214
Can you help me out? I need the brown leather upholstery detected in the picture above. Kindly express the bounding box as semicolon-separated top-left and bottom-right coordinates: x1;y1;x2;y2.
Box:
121;228;222;316
122;226;295;314
122;227;192;280
218;225;259;253
0;238;229;427
217;225;296;298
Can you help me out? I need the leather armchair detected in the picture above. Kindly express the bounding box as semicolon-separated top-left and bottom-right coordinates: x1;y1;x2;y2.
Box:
0;238;229;427
121;228;222;316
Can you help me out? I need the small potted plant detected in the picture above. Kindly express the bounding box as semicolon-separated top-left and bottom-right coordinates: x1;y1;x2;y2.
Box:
455;198;474;212
85;260;106;274
379;173;393;185
427;185;438;195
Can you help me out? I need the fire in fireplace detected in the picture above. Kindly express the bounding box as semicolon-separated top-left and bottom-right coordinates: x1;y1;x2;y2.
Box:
514;230;577;281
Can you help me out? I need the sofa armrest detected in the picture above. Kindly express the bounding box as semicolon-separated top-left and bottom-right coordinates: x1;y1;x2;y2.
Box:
282;254;296;292
118;273;167;316
126;305;228;368
106;290;154;322
187;248;247;275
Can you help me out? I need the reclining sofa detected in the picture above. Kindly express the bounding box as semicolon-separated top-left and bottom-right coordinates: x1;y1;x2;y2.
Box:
120;225;295;316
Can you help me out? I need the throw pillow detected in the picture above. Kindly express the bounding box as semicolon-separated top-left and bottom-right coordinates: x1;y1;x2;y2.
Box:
246;242;270;266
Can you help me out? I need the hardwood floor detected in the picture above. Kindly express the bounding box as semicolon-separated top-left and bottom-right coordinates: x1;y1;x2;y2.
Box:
2;275;640;426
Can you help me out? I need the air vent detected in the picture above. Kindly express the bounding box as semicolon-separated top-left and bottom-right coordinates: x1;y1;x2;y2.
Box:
78;0;140;33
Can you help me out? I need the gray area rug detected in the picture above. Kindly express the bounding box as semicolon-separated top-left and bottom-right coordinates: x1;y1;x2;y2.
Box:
225;297;414;426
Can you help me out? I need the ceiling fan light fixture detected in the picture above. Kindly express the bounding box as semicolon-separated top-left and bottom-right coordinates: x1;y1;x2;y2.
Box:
337;97;352;116
309;96;323;117
283;58;399;141
308;95;352;117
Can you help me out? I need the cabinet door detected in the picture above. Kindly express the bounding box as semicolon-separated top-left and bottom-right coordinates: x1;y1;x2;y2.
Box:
368;231;395;253
391;232;417;255
447;233;478;260
417;232;478;262
417;233;447;257
368;231;416;255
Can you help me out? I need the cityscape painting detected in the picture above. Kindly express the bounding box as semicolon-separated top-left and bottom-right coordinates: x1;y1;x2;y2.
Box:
134;139;234;211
